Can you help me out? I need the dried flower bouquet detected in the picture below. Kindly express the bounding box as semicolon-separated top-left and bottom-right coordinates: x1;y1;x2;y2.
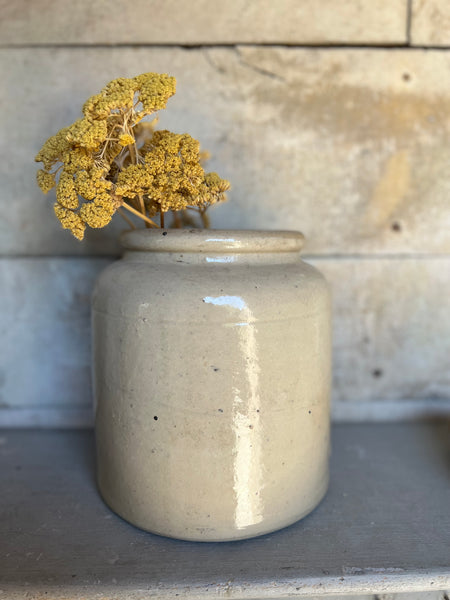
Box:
35;72;230;239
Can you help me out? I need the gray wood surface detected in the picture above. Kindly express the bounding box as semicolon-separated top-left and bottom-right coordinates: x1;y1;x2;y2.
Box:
0;0;408;46
2;46;450;256
0;423;449;598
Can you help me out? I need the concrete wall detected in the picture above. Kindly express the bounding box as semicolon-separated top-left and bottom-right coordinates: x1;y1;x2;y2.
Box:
1;1;449;426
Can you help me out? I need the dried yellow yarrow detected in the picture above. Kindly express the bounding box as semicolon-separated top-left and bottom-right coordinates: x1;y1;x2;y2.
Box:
134;73;176;113
82;73;175;121
117;130;204;211
61;147;93;174
74;169;96;201
75;167;112;202
36;169;56;194
36;71;229;239
115;129;229;213
56;171;79;209
35;127;71;171
80;198;115;228
118;134;135;147
204;172;230;193
54;204;86;240
82;78;137;119
115;163;154;198
66;118;108;150
197;172;231;206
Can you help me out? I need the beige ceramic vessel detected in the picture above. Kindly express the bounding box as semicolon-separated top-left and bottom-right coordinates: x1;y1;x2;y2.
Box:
92;229;331;541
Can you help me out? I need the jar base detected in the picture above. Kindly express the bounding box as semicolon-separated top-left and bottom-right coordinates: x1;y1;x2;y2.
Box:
97;474;329;543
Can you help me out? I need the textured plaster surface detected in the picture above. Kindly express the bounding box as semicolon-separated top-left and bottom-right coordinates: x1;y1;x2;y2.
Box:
0;0;408;45
411;0;450;46
2;47;450;255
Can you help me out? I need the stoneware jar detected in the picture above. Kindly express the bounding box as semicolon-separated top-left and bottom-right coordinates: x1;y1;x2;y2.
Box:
92;229;331;542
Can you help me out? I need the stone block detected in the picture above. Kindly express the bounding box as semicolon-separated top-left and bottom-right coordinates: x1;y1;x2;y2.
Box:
312;257;450;406
0;0;408;45
0;258;110;412
411;0;450;46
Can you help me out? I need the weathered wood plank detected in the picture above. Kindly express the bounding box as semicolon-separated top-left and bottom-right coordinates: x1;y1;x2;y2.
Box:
0;0;408;46
2;47;450;256
0;257;448;425
0;424;448;598
411;0;450;46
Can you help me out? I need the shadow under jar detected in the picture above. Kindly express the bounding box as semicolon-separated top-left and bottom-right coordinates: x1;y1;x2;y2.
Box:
92;229;331;541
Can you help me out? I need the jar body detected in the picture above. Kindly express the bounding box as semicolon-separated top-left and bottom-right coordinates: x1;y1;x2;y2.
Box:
92;230;331;541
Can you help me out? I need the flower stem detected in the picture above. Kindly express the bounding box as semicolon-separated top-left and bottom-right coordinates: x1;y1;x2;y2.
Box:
138;194;150;228
122;202;159;227
129;142;138;165
172;211;182;228
117;208;136;229
199;207;210;228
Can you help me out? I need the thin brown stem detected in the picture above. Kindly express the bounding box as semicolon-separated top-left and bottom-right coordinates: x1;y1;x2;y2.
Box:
180;209;197;227
117;208;136;229
199;207;210;229
122;202;159;228
172;211;182;228
160;210;165;228
129;143;138;165
51;164;64;177
137;194;150;228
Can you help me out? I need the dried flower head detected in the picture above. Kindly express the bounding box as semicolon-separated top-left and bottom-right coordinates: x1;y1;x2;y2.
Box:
35;72;230;239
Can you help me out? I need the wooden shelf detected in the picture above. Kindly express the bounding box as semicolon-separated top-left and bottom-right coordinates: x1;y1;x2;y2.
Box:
1;423;449;599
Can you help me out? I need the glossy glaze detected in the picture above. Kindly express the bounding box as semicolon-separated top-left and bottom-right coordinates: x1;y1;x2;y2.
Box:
93;229;331;541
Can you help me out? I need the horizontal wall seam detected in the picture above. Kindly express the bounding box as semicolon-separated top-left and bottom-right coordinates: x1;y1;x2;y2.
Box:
2;43;438;51
3;43;450;52
2;399;449;428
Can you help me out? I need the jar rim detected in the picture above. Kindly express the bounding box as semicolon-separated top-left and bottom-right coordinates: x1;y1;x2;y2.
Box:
120;229;304;254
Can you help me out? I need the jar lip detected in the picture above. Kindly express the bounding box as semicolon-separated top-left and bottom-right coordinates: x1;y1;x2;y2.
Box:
120;229;304;253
